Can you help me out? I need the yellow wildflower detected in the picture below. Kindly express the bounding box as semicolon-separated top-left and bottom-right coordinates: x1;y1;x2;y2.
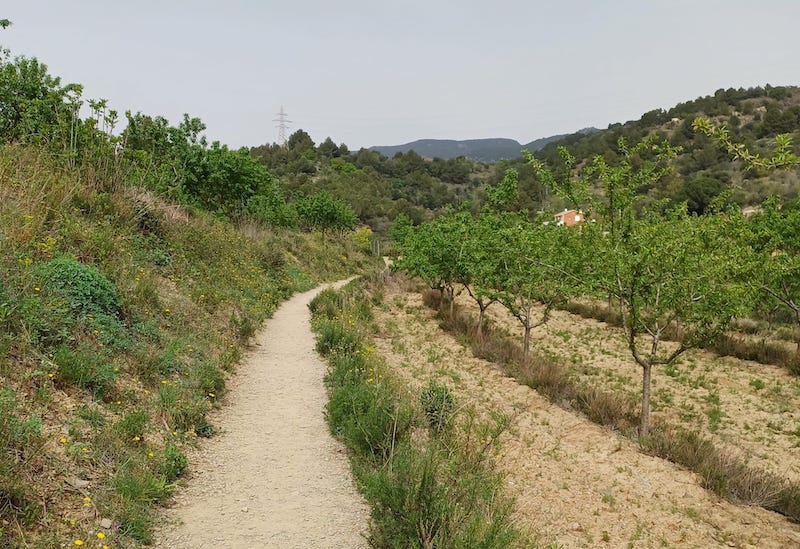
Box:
96;532;105;540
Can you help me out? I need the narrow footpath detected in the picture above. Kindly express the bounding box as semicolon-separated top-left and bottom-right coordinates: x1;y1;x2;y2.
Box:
154;281;369;548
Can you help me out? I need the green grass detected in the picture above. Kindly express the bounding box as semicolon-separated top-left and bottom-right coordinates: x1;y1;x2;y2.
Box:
310;280;526;548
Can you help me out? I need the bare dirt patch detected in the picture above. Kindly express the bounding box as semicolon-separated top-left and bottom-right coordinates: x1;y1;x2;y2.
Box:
153;282;369;548
373;285;800;548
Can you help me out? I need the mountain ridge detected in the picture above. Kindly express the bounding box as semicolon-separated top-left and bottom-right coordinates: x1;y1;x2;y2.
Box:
370;128;598;162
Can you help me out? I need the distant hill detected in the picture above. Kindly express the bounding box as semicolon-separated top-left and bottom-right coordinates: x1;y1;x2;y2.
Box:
530;84;800;213
370;129;598;162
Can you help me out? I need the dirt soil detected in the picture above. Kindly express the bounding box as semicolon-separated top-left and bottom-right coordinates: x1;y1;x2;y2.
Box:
153;281;369;549
468;295;800;485
373;283;800;548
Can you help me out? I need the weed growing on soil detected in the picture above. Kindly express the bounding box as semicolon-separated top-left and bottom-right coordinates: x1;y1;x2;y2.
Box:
310;279;525;548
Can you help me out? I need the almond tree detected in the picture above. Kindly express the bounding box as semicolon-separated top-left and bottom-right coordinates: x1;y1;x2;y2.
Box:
529;138;755;435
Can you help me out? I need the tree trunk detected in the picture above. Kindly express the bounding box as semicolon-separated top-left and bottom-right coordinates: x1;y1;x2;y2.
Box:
523;323;531;358
448;288;455;319
640;362;652;437
477;304;486;338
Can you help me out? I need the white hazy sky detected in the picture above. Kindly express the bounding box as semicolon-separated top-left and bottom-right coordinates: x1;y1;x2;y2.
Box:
2;1;797;149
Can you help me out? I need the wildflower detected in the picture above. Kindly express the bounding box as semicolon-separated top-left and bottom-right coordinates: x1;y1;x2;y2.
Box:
34;287;40;292
148;452;154;458
81;447;88;452
96;532;105;540
69;519;76;526
83;496;91;504
48;373;54;378
208;392;215;398
73;540;83;546
59;437;67;444
161;380;167;385
133;436;140;442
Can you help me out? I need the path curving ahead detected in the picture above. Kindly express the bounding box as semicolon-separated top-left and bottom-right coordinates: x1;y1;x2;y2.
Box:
155;281;369;548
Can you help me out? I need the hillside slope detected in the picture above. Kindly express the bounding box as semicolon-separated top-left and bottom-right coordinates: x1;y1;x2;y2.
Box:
0;144;374;547
369;130;598;162
531;85;800;211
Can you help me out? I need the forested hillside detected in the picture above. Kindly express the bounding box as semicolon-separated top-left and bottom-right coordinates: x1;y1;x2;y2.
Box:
250;86;800;233
513;85;800;214
369;130;597;162
251;134;492;230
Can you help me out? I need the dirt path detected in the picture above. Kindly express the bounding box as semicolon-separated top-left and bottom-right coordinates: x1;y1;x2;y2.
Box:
154;281;369;548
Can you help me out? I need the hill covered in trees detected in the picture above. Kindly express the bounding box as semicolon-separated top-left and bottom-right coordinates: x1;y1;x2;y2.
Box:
369;130;598;162
250;86;800;234
525;85;800;214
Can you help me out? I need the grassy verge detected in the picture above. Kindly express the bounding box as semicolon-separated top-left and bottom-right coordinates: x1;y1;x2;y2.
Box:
309;280;526;548
422;288;800;523
0;144;376;547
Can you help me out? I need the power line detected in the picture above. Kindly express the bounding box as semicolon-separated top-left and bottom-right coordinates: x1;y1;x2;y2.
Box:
273;106;291;146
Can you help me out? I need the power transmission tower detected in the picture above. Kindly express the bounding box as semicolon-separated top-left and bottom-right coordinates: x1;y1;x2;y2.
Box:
273;106;291;146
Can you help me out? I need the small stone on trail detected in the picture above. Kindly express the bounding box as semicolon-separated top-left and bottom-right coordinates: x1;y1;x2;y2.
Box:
100;518;112;529
241;506;249;513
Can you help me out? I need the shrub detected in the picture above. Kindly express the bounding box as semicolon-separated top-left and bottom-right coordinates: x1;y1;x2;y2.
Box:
309;288;341;321
34;256;121;318
53;344;117;400
314;319;361;356
160;444;187;482
115;409;148;441
190;360;225;397
420;381;454;433
326;364;413;462
311;282;523;548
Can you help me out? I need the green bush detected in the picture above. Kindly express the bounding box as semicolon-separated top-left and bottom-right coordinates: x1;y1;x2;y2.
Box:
363;440;518;549
190;360;225;397
420;381;455;433
160;444;187;483
53;344;117;400
314;319;361;356
34;256;121;318
326;371;413;462
115;409;148;441
308;288;340;320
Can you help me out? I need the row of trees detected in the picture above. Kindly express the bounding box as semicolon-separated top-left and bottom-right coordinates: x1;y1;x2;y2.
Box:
397;134;800;437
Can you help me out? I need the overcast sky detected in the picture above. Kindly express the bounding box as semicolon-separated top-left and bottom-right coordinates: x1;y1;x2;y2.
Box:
3;1;798;149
